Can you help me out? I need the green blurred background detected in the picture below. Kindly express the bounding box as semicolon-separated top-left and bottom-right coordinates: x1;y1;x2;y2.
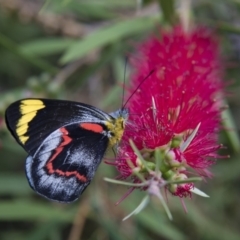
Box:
0;0;240;239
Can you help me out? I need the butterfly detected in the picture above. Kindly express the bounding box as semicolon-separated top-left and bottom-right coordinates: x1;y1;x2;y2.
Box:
5;98;128;203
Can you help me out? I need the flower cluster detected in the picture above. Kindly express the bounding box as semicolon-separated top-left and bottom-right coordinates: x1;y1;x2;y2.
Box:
108;26;225;212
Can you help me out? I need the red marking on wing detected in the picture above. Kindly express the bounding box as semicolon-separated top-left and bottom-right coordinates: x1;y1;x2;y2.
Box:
46;127;87;182
80;123;103;133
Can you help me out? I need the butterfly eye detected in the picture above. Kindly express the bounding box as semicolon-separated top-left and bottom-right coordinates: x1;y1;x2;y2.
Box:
110;132;115;137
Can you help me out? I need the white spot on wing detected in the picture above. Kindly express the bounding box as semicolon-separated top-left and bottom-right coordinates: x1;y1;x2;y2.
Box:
25;155;35;189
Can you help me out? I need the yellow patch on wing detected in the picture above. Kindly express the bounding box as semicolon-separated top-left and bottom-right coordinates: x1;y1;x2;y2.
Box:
16;99;45;144
19;135;29;144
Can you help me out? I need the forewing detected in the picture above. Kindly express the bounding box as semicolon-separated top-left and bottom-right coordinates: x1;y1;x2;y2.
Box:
26;123;109;202
5;98;110;155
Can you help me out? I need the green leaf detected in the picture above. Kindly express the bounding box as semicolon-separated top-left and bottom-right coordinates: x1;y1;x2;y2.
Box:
60;16;159;64
25;221;62;240
214;21;240;34
158;0;176;25
19;38;75;57
0;32;58;74
0;174;30;196
138;213;185;240
99;49;128;109
67;42;125;90
222;106;240;153
65;1;117;19
0;138;26;153
123;195;150;221
186;203;240;240
121;193;185;240
0;200;75;221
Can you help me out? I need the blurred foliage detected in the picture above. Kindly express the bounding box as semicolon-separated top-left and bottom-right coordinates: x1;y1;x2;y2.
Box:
0;0;240;239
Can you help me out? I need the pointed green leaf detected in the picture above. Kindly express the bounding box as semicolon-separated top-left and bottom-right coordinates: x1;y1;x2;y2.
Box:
60;16;159;63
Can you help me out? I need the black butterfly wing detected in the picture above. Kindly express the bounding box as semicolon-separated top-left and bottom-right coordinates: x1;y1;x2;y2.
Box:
26;123;109;202
5;98;110;156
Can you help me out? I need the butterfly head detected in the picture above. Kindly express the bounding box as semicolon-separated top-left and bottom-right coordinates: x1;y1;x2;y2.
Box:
106;108;128;147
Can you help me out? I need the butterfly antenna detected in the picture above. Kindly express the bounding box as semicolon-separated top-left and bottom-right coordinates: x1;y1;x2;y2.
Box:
121;57;128;110
123;69;155;109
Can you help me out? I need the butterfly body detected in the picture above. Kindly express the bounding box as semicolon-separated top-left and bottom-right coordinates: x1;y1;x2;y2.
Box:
5;98;128;202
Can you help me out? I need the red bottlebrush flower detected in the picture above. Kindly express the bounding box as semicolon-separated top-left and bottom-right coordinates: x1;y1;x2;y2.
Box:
111;26;225;202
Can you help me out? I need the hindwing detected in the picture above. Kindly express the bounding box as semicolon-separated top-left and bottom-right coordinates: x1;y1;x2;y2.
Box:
26;123;108;202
